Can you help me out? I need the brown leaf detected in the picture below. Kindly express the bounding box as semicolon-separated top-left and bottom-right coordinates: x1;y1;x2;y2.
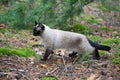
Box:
87;74;99;80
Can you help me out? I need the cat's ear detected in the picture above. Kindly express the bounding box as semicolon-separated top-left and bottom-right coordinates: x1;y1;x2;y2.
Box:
35;21;38;25
41;24;45;30
39;23;45;30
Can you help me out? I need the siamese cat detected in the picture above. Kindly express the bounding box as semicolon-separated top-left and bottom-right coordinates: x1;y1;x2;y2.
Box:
33;21;111;61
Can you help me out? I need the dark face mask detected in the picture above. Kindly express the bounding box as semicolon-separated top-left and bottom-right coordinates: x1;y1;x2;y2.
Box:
33;21;45;36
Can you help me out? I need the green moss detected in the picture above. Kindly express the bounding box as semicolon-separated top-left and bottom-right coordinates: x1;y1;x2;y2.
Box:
87;18;103;24
99;51;107;56
97;4;108;12
0;27;9;34
73;24;91;34
100;26;112;31
40;76;58;80
89;35;101;41
112;58;120;64
79;13;103;24
0;47;35;57
115;52;120;57
114;33;120;38
81;76;87;80
59;26;71;31
102;38;120;45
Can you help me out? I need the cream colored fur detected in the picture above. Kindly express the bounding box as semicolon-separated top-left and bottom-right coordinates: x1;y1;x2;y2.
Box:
40;24;95;55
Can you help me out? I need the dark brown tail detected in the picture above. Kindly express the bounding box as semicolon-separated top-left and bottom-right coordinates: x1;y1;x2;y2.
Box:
88;39;111;51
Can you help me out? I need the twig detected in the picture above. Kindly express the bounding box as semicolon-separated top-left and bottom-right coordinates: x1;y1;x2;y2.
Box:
0;72;31;80
61;55;68;72
45;67;58;75
0;72;18;76
18;72;31;80
72;56;80;65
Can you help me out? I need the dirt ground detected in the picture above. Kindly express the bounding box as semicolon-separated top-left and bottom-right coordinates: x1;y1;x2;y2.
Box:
0;54;120;80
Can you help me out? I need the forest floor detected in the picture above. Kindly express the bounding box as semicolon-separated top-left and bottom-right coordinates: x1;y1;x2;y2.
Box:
0;25;120;80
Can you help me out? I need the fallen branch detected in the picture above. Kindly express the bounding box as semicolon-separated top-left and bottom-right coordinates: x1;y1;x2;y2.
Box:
61;55;68;72
55;49;68;72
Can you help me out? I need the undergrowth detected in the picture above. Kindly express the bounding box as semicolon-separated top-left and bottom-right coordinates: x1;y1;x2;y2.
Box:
0;47;35;57
101;26;112;31
40;76;58;80
0;27;10;34
81;52;91;62
73;23;91;34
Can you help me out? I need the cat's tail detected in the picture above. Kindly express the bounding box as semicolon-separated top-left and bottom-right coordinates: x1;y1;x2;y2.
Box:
88;39;111;51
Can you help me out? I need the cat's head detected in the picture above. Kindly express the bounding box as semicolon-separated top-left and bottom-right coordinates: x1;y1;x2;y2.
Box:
33;21;45;36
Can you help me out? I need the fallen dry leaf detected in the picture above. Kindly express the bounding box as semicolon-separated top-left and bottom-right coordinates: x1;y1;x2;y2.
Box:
87;74;99;80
